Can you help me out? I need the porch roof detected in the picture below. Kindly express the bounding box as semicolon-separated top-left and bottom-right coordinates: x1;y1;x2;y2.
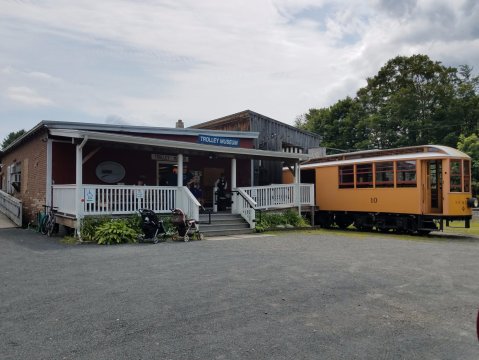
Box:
49;129;310;162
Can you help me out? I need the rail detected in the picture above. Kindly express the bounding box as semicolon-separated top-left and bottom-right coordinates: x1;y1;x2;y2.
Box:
233;189;257;228
177;186;201;221
0;189;22;226
239;183;314;210
52;185;200;221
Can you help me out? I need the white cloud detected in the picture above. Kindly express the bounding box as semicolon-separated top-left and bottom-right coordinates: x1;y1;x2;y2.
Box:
0;0;477;140
6;86;54;106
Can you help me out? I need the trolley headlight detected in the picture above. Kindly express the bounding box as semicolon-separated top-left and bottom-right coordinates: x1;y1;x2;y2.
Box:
467;197;478;208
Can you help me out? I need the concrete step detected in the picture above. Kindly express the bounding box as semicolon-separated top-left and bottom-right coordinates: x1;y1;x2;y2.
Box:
197;212;254;237
200;222;250;231
201;227;256;237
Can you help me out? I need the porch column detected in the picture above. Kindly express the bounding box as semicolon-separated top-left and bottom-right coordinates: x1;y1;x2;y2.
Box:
75;144;83;235
177;153;183;186
231;158;237;189
46;139;53;207
175;153;184;210
231;158;237;214
75;137;88;236
295;161;301;215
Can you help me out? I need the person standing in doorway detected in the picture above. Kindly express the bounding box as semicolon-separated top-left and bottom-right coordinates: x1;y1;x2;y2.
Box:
215;174;228;210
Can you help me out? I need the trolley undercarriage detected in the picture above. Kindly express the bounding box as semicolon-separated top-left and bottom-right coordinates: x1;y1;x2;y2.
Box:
316;210;472;235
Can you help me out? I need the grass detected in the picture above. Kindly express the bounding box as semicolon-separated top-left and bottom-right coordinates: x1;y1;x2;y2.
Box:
289;217;479;241
60;236;80;245
443;218;479;236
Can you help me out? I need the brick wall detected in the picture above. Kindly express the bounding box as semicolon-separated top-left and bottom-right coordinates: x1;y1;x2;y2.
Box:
0;130;48;225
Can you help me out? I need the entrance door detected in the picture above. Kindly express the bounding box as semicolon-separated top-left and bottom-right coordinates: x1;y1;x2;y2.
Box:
427;160;443;213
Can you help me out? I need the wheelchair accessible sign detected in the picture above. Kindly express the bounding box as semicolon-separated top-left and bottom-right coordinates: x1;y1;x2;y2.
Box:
198;134;240;147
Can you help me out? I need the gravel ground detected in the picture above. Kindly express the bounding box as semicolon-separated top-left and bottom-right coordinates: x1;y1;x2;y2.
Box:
1;228;478;359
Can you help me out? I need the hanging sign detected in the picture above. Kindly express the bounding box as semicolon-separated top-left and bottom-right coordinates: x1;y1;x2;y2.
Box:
198;134;240;147
151;154;189;163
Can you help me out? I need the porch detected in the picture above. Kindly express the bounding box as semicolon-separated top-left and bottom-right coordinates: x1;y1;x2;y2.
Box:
52;183;315;234
45;127;312;235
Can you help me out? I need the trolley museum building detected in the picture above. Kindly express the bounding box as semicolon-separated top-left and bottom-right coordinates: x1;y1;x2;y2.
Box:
0;114;321;234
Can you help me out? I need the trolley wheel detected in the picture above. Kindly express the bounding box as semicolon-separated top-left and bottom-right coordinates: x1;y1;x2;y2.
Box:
184;235;189;242
197;233;204;241
153;236;160;244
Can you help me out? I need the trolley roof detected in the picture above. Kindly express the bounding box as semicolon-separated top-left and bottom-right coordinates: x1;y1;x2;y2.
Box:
301;145;470;169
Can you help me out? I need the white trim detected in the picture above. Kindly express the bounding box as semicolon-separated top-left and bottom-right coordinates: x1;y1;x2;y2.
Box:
298;151;470;170
48;129;310;161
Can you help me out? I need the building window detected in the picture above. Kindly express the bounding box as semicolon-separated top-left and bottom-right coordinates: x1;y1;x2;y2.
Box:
396;160;416;187
339;165;354;188
464;160;470;193
450;160;462;192
9;162;22;193
375;162;394;188
356;163;373;188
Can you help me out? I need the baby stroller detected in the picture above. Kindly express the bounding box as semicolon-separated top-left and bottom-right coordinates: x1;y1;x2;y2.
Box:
138;209;167;244
170;208;204;242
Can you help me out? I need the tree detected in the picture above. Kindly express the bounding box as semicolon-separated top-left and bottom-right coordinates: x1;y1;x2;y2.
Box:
297;54;479;152
458;133;479;195
356;54;458;148
2;130;26;150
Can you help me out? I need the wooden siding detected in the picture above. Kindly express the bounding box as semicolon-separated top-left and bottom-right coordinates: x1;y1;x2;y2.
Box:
193;110;322;185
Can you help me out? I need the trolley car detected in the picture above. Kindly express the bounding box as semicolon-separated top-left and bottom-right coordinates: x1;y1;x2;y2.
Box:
284;145;478;234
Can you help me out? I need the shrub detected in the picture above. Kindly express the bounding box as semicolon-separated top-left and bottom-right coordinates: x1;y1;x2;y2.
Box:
94;219;138;245
255;209;310;232
81;216;110;242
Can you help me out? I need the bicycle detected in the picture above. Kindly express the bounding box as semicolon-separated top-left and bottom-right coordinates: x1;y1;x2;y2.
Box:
40;205;58;236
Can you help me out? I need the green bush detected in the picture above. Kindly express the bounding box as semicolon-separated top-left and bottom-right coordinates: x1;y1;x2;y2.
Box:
255;209;310;232
81;216;110;242
94;219;138;245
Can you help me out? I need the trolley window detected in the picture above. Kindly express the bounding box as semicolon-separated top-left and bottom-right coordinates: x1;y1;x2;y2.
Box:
464;160;470;192
396;161;416;187
375;162;394;187
339;165;354;188
356;163;373;188
450;160;462;192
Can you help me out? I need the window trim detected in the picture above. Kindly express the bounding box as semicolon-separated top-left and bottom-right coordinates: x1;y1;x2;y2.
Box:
450;159;462;193
375;161;395;188
356;163;373;188
338;165;354;189
396;160;417;188
463;159;471;193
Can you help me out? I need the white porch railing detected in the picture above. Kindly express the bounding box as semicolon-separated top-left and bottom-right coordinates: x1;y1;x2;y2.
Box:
177;186;201;221
233;189;256;228
239;183;314;210
0;189;22;226
52;185;201;221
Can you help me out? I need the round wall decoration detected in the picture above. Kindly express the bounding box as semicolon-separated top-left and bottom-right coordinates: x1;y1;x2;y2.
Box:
95;161;126;183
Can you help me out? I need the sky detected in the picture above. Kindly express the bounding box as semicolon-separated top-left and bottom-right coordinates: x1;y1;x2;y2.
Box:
1;0;479;141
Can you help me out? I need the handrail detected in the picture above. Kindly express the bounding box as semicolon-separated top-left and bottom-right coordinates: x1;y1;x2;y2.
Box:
179;186;201;221
232;189;256;228
234;189;257;208
0;189;22;226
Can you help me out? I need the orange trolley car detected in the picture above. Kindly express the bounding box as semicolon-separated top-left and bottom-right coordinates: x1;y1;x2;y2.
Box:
284;145;478;234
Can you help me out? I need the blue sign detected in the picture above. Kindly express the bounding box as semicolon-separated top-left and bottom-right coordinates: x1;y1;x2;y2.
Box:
198;134;240;147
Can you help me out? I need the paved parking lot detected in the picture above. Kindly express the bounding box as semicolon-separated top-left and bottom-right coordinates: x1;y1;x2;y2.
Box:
1;228;478;359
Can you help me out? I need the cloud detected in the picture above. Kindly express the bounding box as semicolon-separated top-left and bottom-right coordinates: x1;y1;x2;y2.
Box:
6;86;54;106
0;0;477;142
